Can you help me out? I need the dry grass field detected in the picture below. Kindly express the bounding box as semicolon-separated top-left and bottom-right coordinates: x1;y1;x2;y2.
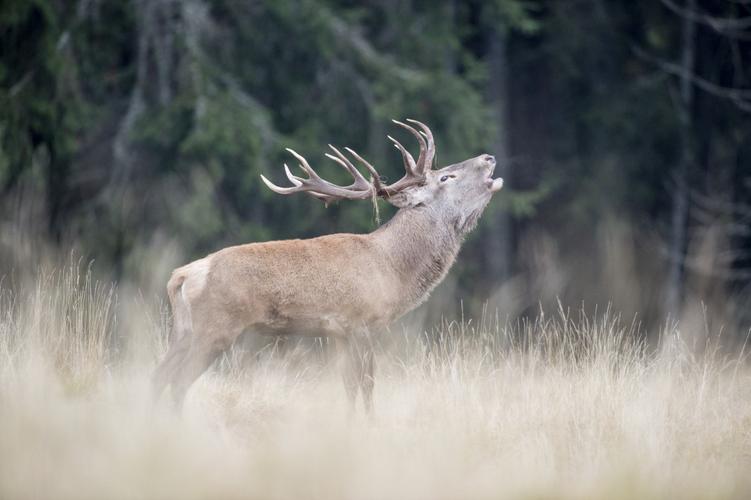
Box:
1;264;750;499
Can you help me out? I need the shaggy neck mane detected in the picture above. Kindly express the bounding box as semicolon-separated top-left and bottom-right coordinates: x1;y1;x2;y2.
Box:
371;207;462;309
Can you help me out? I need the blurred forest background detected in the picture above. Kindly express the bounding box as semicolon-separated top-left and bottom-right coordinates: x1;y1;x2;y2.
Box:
1;0;750;335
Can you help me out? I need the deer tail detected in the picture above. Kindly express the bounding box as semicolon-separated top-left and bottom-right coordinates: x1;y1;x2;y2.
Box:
166;271;192;345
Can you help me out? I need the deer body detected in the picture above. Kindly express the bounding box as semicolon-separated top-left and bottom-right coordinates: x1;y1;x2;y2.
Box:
153;120;503;411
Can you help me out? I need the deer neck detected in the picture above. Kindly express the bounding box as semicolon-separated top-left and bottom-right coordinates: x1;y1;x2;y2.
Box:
371;207;462;310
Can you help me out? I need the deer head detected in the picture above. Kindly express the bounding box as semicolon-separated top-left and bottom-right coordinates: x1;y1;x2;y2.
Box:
261;119;503;235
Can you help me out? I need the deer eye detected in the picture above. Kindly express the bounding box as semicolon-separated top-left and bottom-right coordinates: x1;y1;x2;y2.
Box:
440;174;455;182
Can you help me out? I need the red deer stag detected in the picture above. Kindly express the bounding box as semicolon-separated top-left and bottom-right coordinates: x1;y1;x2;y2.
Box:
153;119;503;411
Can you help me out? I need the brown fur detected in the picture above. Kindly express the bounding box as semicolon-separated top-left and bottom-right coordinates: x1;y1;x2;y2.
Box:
153;151;502;412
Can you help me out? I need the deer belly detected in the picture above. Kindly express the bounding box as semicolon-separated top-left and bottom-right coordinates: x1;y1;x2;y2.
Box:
252;314;349;337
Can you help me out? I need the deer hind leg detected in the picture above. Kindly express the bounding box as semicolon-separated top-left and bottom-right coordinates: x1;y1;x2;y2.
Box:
151;334;191;404
169;312;243;412
170;336;226;412
153;271;195;404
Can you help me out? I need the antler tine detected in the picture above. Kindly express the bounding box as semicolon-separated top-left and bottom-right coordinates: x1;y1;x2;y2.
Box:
287;147;364;192
325;145;371;191
260;172;299;194
286;148;321;180
392;119;428;173
405;119;435;172
344;147;385;194
283;164;304;185
387;135;418;177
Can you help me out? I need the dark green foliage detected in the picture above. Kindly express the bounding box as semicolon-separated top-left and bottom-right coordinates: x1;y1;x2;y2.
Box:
1;0;750;323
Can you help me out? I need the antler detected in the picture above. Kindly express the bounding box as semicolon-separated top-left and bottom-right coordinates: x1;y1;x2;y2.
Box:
260;119;436;204
381;118;435;196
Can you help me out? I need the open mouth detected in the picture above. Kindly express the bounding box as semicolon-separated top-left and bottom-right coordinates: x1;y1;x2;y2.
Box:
485;168;503;192
488;176;504;192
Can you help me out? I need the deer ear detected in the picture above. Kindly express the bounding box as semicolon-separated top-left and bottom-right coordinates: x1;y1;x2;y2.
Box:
384;192;412;208
385;187;429;208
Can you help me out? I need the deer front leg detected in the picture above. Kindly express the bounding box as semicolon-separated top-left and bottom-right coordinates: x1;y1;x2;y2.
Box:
336;336;360;410
360;344;375;415
335;329;375;415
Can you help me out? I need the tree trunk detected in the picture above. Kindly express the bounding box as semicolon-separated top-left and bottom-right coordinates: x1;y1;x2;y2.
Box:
484;29;512;283
665;0;696;317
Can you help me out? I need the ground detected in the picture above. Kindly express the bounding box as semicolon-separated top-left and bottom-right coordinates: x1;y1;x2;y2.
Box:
0;268;750;499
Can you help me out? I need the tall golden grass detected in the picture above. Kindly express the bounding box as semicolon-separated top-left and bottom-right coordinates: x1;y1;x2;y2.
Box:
0;263;750;499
